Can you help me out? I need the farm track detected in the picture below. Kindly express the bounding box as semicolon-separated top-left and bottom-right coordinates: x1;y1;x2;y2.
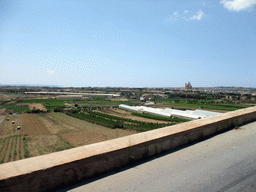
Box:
22;114;50;136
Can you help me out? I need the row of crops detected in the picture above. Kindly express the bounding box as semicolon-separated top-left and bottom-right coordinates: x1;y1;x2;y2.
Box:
0;136;25;164
67;111;175;132
131;112;189;122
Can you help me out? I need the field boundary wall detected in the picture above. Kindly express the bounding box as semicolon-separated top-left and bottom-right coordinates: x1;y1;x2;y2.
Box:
1;106;256;191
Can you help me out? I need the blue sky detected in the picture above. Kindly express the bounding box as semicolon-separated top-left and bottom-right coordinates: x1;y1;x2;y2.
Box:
0;0;255;87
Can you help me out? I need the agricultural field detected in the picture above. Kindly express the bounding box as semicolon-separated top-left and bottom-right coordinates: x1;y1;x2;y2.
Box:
67;110;176;132
0;112;138;164
100;108;185;123
0;115;24;164
153;98;250;111
17;98;69;111
45;113;137;146
79;97;142;108
0;104;31;114
25;103;47;112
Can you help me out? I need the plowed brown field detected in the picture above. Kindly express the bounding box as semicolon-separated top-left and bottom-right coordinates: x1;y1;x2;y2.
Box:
37;113;78;134
53;113;137;147
22;114;50;136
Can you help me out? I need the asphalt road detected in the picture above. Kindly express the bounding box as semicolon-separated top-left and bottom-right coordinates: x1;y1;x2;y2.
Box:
59;121;256;192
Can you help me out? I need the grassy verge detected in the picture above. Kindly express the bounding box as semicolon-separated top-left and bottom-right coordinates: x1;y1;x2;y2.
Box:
131;112;189;122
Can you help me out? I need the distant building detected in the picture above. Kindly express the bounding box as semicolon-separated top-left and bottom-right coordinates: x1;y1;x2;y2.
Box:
185;81;192;89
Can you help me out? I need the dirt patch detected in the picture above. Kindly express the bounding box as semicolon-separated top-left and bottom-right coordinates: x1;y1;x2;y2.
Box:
36;113;78;134
0;94;9;101
0;115;22;138
50;113;107;131
28;103;47;112
26;135;72;157
22;114;50;136
111;98;129;101
60;128;137;147
0;109;6;115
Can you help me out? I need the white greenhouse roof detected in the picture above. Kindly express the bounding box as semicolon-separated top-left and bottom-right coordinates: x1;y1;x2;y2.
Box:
119;104;222;119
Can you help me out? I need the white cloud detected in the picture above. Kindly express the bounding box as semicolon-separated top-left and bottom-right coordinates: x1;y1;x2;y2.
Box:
173;11;179;17
221;0;256;11
166;11;179;20
47;70;55;75
184;10;189;14
190;10;205;20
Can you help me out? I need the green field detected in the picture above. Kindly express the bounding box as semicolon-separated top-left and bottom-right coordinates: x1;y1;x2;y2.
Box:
0;104;31;113
153;98;249;111
67;111;175;132
16;98;70;111
81;98;141;107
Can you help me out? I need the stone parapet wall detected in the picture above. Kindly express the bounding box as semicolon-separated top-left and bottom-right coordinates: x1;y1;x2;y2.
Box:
1;106;256;191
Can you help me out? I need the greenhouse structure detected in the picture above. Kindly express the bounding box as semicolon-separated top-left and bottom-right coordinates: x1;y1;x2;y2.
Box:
119;104;221;119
